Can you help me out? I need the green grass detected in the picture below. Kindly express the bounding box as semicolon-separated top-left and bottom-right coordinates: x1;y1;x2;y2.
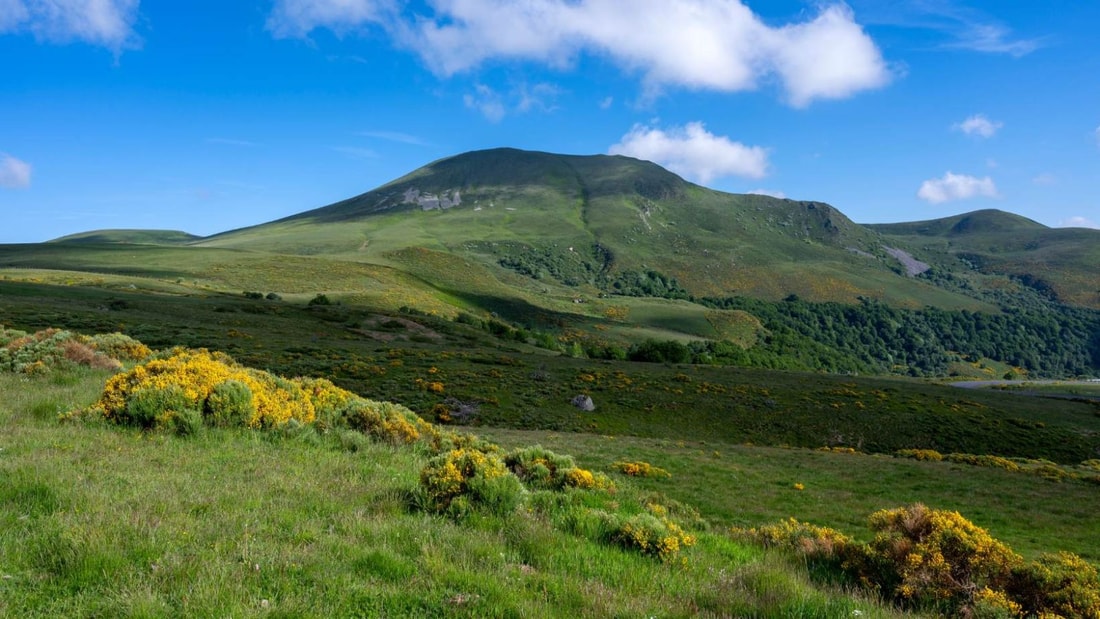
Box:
0;370;908;618
474;428;1100;562
2;277;1098;464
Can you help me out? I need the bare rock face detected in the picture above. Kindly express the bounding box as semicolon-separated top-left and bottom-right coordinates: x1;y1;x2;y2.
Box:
571;394;595;412
402;188;462;211
883;245;931;276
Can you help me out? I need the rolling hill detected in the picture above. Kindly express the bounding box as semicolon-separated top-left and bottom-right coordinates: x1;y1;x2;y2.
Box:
194;148;1098;312
12;147;1100;377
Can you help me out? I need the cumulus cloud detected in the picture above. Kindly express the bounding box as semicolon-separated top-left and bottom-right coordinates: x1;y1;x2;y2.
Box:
268;0;891;107
609;122;768;184
917;171;999;204
953;114;1002;138
0;153;32;189
1059;216;1099;229
0;0;140;51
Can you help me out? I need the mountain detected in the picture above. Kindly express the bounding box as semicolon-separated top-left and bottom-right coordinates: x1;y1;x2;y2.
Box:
50;229;202;245
4;148;1098;378
871;210;1100;308
199;148;995;310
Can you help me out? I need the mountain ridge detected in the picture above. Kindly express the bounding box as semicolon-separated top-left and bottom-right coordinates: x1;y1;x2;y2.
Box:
50;147;1100;310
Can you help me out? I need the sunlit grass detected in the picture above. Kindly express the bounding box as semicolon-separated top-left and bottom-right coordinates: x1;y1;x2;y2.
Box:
0;370;907;618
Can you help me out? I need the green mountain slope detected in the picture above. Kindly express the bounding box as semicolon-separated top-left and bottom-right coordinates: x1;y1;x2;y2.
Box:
50;229;202;245
871;210;1100;308
199;148;987;310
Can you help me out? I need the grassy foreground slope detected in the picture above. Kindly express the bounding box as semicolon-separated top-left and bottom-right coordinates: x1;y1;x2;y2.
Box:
1;369;909;618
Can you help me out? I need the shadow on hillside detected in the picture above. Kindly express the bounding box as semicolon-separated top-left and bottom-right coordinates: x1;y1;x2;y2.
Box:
443;290;590;331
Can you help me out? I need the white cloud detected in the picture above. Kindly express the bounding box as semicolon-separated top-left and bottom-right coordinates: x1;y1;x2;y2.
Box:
515;82;561;113
0;0;140;51
1059;216;1099;230
748;188;786;199
599;96;613;110
946;22;1040;57
1095;125;1100;148
917;171;999;204
862;4;1041;57
765;5;893;107
0;153;32;189
1032;173;1057;186
266;0;391;38
270;0;891;107
464;84;505;122
953;114;1002;138
609;122;768;184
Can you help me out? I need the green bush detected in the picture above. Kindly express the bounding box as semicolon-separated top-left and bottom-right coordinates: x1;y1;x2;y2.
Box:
204;379;255;427
418;448;525;517
84;332;152;362
125;384;193;429
0;328;122;374
170;408;204;437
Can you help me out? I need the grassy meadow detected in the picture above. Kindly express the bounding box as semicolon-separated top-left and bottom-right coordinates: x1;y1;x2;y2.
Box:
1;369;908;618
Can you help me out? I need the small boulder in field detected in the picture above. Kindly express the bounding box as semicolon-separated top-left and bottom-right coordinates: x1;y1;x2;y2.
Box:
571;394;595;412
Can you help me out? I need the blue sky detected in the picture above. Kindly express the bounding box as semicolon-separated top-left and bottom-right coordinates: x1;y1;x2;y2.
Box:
2;0;1098;243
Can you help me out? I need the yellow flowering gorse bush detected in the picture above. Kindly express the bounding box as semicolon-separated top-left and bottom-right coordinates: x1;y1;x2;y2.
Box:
91;348;315;428
613;460;671;479
612;501;697;563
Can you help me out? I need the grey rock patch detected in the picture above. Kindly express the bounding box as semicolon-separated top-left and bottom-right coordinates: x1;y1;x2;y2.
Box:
883;245;931;276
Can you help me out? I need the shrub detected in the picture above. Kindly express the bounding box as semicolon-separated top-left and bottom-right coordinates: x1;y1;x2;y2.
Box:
125;384;192;429
170;408;204;437
864;504;1021;611
611;507;696;563
614;461;671;479
561;467;614;490
204;379;255;427
84;332;152;362
945;453;1021;472
418;448;524;517
308;293;332;306
505;445;612;492
895;449;944;462
1008;552;1100;618
344;399;426;445
296;376;358;431
735;518;855;569
90;349;315;429
0;328;123;373
505;445;575;490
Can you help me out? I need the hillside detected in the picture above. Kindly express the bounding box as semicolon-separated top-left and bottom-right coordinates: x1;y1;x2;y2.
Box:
198;148;986;310
50;229;202;245
871;210;1100;308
